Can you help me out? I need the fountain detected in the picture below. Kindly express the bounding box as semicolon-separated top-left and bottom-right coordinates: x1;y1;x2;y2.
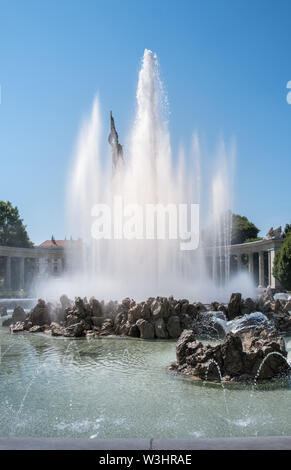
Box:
35;48;256;304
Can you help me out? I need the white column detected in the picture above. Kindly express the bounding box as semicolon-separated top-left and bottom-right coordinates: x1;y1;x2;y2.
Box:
269;249;279;288
237;254;242;271
39;257;47;275
5;256;11;289
248;252;254;274
19;257;25;289
258;251;264;287
57;258;62;273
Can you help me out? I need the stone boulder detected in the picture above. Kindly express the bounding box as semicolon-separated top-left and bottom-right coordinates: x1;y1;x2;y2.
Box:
283;300;291;314
227;293;242;320
241;298;256;315
29;325;45;333
151;299;167;319
128;304;142;323
171;328;289;382
64;321;85;337
91;316;104;328
28;299;51;326
154;318;168;339
50;322;65;336
89;297;103;316
271;312;291;334
166;315;182;338
128;323;140;337
136;319;155;339
176;329;196;364
100;318;114;336
10;321;25;333
3;306;26;327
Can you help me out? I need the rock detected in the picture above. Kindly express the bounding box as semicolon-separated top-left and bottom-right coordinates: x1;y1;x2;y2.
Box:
100;318;114;336
180;313;193;330
65;314;79;327
140;303;151;320
50;322;65;336
0;307;7;317
128;304;142;323
154;318;168;339
228;293;242;320
10;321;25;333
29;299;51;326
29;325;45;333
176;329;196;364
241;298;256;315
166;315;182;338
209;301;219;311
91;316;104;327
151;300;166;319
119;321;131;336
283;301;291;313
113;311;127;334
64;322;85;337
172;328;289;382
217;303;228;316
221;334;244;376
73;297;86;318
186;303;199;318
128;323;140;337
194;302;207;313
89;297;102;316
136;319;155;339
272;312;291;334
3;305;26;327
122;298;131;309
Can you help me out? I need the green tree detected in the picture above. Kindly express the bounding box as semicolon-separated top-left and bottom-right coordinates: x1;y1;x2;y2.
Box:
231;214;260;245
273;232;291;290
0;201;33;247
283;222;291;239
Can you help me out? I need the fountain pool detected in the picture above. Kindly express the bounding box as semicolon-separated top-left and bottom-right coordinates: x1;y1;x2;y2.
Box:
0;323;290;439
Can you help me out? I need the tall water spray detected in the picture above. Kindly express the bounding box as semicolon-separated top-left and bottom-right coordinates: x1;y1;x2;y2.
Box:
38;49;252;302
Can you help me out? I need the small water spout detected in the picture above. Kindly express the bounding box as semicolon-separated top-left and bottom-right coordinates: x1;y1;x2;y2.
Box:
203;358;224;387
253;351;290;388
63;340;82;365
12;357;52;434
203;358;230;419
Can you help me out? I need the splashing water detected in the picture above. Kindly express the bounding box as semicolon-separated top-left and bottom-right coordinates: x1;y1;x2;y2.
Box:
0;345;13;361
203;359;224;387
253;352;290;388
37;49;255;303
203;359;230;419
12;358;52;434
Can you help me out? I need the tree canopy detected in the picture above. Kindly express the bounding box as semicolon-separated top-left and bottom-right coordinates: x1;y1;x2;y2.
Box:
283;222;291;239
0;201;33;247
273;231;291;290
231;213;260;245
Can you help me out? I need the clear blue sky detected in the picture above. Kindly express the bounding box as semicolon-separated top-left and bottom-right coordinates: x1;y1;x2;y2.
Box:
1;0;290;244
